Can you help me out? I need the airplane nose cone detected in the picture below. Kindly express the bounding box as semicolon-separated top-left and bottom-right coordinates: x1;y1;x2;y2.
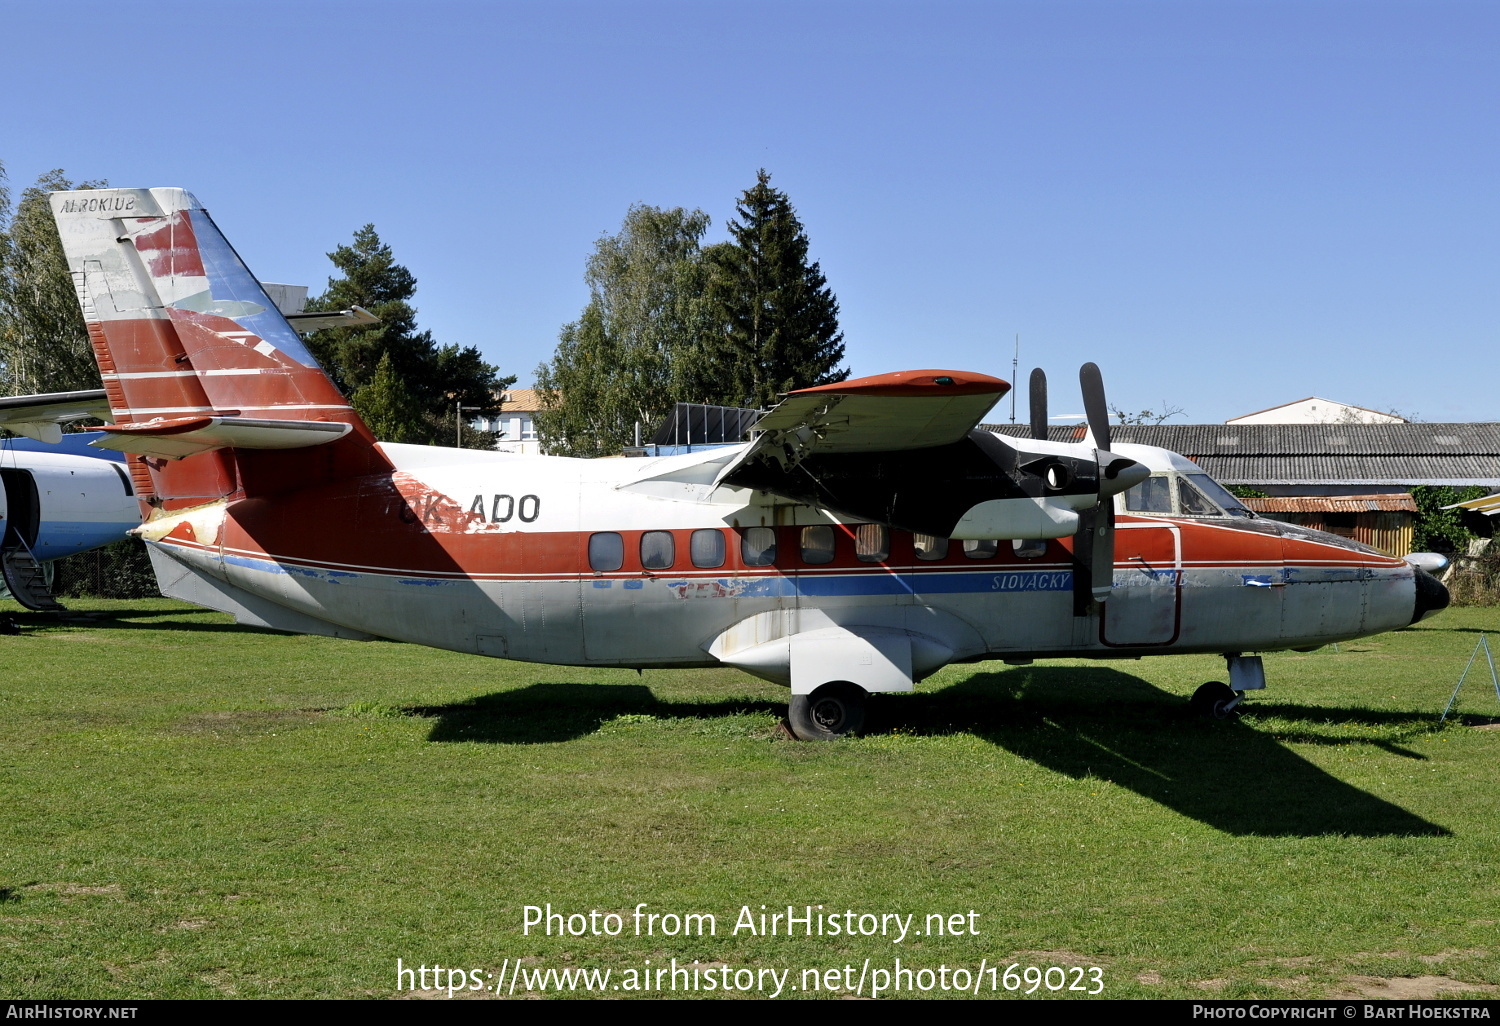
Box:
1097;452;1149;497
1412;567;1450;624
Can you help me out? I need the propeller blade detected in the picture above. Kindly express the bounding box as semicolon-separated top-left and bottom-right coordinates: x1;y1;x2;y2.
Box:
1090;503;1116;603
1071;505;1118;615
1029;368;1048;441
1072;508;1097;616
1079;362;1111;451
1071;362;1129;613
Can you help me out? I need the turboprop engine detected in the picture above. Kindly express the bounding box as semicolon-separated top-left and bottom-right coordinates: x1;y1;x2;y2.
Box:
721;363;1147;606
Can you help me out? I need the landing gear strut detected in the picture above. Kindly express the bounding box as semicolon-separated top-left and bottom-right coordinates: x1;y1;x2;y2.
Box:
788;681;867;741
1190;654;1266;720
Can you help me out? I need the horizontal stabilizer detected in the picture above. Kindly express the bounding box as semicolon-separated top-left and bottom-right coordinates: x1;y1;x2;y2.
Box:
90;416;351;460
284;306;381;335
0;389;111;444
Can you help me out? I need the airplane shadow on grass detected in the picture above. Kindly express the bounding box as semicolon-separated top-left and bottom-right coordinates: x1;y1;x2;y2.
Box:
414;683;785;746
6;607;291;635
869;666;1450;838
420;667;1448;839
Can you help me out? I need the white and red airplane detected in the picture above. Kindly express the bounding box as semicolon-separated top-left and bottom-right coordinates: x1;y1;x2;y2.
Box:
46;187;1449;738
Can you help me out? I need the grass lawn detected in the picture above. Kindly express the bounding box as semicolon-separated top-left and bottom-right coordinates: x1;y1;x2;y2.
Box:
2;598;1499;999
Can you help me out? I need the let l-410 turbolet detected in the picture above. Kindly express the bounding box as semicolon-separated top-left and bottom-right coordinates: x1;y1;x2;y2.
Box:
49;187;1449;739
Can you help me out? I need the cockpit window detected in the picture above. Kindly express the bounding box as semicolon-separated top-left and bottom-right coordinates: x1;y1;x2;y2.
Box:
1177;477;1220;516
1125;475;1173;513
1182;473;1255;518
1123;471;1256;519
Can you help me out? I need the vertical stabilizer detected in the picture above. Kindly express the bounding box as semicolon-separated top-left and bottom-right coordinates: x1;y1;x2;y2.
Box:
50;189;389;508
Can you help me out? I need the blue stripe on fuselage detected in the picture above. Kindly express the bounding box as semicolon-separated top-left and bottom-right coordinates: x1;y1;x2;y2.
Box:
212;547;1074;597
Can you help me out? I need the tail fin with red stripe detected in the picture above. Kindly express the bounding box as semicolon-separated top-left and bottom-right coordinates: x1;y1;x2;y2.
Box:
49;188;389;510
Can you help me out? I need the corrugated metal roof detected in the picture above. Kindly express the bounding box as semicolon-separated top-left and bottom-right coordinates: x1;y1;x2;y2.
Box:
1178;455;1500;485
1243;494;1418;514
1109;422;1500;454
986;422;1500;453
983;423;1500;484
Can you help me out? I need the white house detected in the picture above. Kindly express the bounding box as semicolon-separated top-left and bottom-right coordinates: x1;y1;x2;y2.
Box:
473;388;543;454
1226;398;1406;425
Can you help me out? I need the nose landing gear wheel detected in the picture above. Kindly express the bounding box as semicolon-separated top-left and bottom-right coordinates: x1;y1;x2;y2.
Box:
1190;681;1243;721
788;681;867;740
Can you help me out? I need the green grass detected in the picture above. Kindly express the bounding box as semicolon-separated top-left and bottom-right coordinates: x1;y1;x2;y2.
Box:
2;599;1499;999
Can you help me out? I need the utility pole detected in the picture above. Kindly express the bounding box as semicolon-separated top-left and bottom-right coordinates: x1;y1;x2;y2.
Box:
455;400;481;448
1010;334;1019;423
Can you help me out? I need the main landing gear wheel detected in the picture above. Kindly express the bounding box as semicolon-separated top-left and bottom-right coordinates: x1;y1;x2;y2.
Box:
788;682;867;741
1190;681;1243;721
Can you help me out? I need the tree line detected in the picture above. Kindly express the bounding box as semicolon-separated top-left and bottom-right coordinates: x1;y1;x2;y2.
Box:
2;163;845;459
534;169;848;456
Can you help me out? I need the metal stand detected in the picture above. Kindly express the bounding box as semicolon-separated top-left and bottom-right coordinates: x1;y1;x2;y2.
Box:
1439;634;1500;723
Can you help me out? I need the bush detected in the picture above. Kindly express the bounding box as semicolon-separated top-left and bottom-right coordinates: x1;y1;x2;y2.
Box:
53;538;159;599
1411;485;1490;553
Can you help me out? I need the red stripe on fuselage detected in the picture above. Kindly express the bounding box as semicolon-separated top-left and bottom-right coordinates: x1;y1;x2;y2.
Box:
201;483;1406;582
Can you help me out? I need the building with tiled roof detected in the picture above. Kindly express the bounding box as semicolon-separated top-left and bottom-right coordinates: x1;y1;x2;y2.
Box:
471;388;545;454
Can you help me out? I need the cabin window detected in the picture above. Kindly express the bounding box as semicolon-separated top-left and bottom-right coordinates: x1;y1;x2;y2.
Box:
963;539;999;559
640;530;675;569
913;534;948;560
588;532;624;572
740;527;776;567
1013;539;1047;559
801;525;836;564
1125;475;1173;513
691;529;726;568
854;524;889;562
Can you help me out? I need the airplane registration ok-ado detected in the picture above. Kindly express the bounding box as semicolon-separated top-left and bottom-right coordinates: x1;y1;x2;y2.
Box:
40;187;1450;739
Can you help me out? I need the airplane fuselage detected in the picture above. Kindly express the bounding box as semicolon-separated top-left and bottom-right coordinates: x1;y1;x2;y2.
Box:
141;439;1433;682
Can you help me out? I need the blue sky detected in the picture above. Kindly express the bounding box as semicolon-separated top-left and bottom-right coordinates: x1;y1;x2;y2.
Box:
3;0;1496;422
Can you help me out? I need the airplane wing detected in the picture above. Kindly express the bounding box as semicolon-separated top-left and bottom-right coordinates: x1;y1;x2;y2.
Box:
713;370;1010;483
0;389;112;444
283;306;381;335
619;366;1145;572
1443;492;1500;515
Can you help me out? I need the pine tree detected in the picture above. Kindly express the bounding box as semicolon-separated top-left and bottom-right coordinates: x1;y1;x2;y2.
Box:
0;167;107;395
704;170;847;408
353;351;426;443
305;225;512;447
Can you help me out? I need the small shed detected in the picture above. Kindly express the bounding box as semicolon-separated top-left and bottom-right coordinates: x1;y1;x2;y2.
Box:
1240;493;1418;556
